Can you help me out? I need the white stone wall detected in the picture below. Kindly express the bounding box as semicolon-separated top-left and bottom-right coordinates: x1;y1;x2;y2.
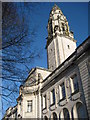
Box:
57;36;76;63
47;40;56;70
22;94;37;118
47;5;76;71
47;35;76;70
36;68;51;80
42;66;87;119
16;67;51;119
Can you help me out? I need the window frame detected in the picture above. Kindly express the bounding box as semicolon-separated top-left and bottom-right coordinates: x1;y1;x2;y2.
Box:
70;74;79;94
59;82;66;100
62;23;65;32
50;89;55;105
27;100;32;113
43;95;47;109
67;45;70;49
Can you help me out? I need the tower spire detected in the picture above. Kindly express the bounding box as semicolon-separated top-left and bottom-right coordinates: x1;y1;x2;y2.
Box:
46;4;76;71
47;4;74;43
51;4;61;11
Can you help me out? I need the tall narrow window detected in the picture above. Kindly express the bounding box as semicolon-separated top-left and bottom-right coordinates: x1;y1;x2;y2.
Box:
43;95;47;109
62;23;65;32
61;83;66;98
27;100;32;112
63;108;70;120
70;74;79;93
50;89;55;105
59;82;66;100
67;45;70;49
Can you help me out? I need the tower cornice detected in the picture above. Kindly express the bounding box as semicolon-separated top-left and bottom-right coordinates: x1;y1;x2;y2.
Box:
46;34;76;49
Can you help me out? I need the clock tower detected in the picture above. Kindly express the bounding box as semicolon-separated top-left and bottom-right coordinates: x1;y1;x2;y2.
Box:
46;4;77;71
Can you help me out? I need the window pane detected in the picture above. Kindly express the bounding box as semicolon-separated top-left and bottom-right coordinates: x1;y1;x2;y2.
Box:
51;89;55;104
27;100;32;112
43;95;47;109
73;75;79;91
53;89;55;103
45;95;47;108
61;83;66;98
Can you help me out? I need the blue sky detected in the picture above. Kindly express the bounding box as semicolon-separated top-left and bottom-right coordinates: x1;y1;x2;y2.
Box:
29;2;88;69
1;2;88;118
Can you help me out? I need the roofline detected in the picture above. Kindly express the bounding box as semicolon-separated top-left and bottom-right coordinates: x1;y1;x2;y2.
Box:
35;66;52;72
23;68;36;83
24;66;52;83
43;36;90;83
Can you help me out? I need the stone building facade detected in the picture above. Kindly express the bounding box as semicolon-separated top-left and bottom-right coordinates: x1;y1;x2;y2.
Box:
3;4;90;119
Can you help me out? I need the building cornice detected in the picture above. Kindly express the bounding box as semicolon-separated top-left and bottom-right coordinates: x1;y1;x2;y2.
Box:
46;33;76;49
42;36;90;92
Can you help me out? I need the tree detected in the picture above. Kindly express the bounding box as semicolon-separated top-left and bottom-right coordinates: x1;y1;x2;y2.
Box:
1;2;40;115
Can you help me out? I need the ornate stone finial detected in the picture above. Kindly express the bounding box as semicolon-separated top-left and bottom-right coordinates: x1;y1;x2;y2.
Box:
52;4;61;11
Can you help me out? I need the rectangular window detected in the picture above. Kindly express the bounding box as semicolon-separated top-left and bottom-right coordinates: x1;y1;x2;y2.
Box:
27;100;32;112
13;113;15;118
50;89;55;105
62;23;65;31
70;74;79;93
13;112;17;118
43;95;47;109
61;83;66;98
59;82;66;100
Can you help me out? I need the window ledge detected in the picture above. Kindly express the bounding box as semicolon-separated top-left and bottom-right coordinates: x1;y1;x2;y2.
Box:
50;102;55;107
71;91;82;101
42;107;47;114
49;102;56;111
71;89;79;96
42;107;47;111
25;111;32;113
59;97;66;102
58;98;67;106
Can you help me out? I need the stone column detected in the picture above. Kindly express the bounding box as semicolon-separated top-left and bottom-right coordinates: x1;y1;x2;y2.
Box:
73;104;78;118
60;110;64;119
55;86;58;108
47;92;49;111
69;110;72;120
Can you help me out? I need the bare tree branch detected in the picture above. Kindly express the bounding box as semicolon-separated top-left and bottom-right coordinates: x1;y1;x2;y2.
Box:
2;2;41;115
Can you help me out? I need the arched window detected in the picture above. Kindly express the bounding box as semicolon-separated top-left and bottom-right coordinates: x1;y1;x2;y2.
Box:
62;23;65;32
63;108;70;120
73;102;88;119
54;25;59;33
44;116;48;120
59;113;61;120
53;112;57;120
76;102;87;119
